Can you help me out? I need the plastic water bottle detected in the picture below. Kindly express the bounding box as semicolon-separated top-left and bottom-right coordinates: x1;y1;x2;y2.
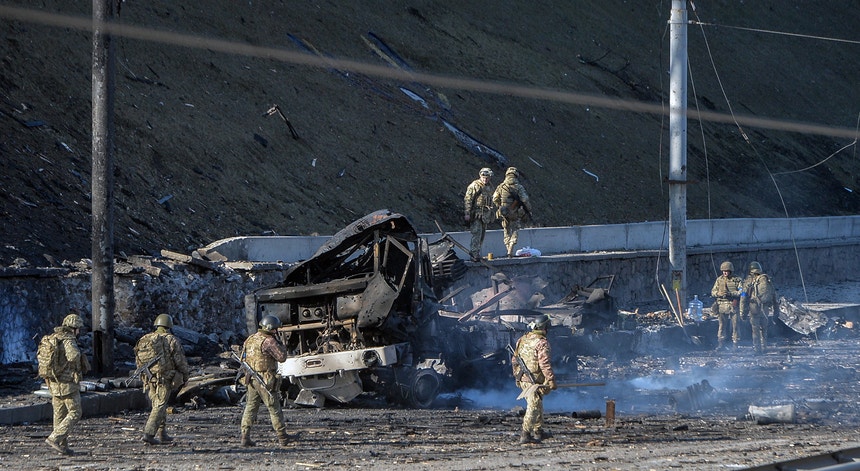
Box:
687;295;704;322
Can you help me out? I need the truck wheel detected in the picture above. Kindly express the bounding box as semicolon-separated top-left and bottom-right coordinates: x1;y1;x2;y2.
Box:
409;368;441;408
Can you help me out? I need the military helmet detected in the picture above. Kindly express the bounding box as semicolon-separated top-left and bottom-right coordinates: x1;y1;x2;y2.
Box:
505;167;518;177
259;315;282;333
62;313;84;329
154;313;174;328
720;261;734;272
528;314;550;331
749;261;763;274
479;167;493;177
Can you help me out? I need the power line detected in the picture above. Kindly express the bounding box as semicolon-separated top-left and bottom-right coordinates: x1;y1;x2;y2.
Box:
1;5;857;140
690;20;860;45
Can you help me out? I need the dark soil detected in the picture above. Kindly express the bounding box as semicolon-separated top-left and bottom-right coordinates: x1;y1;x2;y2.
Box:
2;1;859;266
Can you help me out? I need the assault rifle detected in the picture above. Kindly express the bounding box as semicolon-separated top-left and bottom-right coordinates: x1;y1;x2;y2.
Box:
125;355;161;387
231;351;275;402
507;343;538;392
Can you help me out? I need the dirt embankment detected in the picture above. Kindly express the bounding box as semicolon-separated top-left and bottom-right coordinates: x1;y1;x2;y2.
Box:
2;1;859;266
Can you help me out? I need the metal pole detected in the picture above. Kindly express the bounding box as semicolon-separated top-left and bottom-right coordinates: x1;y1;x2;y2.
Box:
91;0;116;374
668;1;688;310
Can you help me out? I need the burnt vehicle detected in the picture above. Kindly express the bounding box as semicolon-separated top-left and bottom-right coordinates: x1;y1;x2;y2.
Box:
245;210;475;407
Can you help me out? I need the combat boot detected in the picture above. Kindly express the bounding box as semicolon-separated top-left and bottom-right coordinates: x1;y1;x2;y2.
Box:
277;431;292;447
141;434;160;445
157;427;174;443
240;429;255;447
45;436;71;455
535;429;552;441
519;429;534;444
714;340;724;351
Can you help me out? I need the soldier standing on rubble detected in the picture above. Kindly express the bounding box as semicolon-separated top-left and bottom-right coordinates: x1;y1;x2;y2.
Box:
493;167;533;258
710;261;744;350
464;167;496;262
511;314;557;444
41;313;90;455
134;314;190;445
240;315;291;447
740;261;776;354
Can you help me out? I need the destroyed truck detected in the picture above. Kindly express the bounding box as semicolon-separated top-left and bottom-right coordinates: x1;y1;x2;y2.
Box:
244;210;474;408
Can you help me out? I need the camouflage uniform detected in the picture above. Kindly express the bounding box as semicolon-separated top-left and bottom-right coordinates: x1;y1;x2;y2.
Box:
42;315;90;455
135;323;190;443
740;265;776;354
512;324;555;443
492;167;533;257
710;265;743;349
240;329;289;446
463;168;495;261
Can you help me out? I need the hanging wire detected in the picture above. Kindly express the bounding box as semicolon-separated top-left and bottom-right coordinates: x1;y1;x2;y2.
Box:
772;113;860;176
686;60;719;277
689;21;860;46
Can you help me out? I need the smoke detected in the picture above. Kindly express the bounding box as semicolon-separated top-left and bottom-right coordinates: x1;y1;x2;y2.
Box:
452;386;617;413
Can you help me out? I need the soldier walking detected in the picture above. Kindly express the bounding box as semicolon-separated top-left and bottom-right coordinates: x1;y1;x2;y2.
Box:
134;313;190;445
710;261;743;350
39;313;90;455
463;167;496;261
511;314;557;444
240;315;291;447
740;261;776;354
492;167;533;258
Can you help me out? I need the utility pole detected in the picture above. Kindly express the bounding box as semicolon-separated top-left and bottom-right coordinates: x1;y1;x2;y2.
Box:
668;0;688;311
91;0;116;374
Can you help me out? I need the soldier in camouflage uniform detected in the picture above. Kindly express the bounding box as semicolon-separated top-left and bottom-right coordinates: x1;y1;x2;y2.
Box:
511;314;556;444
463;167;495;261
240;315;290;447
42;313;90;455
740;261;776;354
134;313;190;445
710;261;743;350
492;167;533;258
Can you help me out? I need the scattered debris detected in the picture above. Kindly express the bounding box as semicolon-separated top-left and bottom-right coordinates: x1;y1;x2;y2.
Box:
778;297;829;335
263;104;300;139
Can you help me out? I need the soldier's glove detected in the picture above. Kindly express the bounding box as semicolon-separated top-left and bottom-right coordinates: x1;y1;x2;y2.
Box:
547;379;557;390
516;381;524;390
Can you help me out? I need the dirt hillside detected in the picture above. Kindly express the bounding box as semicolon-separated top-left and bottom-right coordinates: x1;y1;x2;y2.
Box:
1;0;858;266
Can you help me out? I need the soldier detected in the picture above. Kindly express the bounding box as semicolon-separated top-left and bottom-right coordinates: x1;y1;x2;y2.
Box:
134;313;190;445
710;261;743;350
740;261;776;354
511;314;557;444
463;167;496;262
492;167;533;258
240;315;290;447
40;313;90;455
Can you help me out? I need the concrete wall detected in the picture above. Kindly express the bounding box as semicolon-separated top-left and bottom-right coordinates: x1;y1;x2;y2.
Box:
452;241;860;310
200;216;860;262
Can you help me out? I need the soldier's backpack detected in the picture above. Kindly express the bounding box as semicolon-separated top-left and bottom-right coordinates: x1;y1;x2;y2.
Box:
37;333;62;380
134;333;168;377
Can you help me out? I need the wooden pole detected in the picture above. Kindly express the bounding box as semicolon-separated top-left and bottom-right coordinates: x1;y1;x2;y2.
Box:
91;0;116;374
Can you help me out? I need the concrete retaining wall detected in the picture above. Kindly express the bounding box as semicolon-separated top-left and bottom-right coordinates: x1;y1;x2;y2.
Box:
200;216;860;261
